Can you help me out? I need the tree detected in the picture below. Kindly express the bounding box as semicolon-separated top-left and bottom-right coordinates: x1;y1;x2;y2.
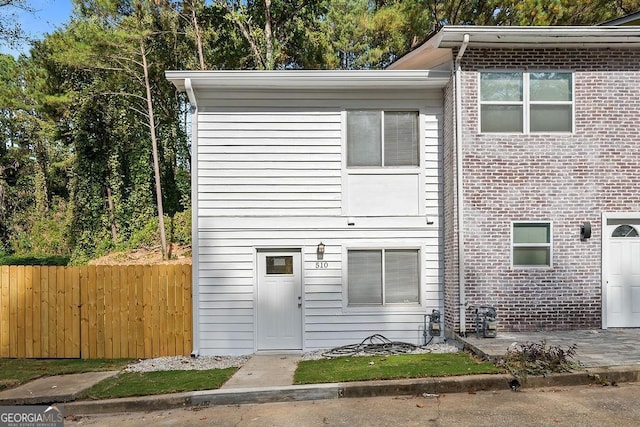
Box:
212;0;328;69
56;1;182;258
0;0;32;48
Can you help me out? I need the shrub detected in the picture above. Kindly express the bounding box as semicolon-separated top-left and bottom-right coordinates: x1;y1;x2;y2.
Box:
128;216;161;249
0;255;70;266
495;340;581;380
169;208;191;245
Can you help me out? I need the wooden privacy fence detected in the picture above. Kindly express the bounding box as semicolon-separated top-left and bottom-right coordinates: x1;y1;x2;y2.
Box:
0;264;192;359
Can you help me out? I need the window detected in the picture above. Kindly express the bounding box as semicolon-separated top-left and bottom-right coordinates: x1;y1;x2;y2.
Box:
347;249;420;305
612;225;639;238
347;111;419;167
512;222;552;268
266;256;293;274
480;72;573;133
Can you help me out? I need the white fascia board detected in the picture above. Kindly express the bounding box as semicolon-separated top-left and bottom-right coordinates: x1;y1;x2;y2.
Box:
165;70;450;92
389;25;640;70
435;26;640;48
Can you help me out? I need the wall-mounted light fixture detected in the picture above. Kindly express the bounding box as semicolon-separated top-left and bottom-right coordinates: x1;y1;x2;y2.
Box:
317;242;325;260
581;222;592;241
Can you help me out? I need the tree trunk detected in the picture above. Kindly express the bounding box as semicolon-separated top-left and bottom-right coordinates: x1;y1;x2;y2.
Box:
191;3;206;70
264;0;274;70
141;40;168;259
106;186;118;244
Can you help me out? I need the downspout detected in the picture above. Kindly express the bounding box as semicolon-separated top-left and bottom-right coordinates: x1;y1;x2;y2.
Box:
455;34;469;336
185;78;200;356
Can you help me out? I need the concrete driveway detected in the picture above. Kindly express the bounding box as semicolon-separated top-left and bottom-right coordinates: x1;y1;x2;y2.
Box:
458;328;640;367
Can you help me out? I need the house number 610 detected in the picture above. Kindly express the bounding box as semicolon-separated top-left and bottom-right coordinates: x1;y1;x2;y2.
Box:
315;262;328;269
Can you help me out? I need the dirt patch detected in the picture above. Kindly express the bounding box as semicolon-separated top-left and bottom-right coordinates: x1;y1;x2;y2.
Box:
89;244;192;265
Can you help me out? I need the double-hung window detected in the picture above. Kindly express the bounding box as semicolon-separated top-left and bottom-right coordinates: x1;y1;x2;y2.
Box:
348;249;420;305
480;72;573;133
512;222;553;268
347;111;419;167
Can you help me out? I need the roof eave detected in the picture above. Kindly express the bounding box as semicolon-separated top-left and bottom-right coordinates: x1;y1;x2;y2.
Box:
436;26;640;48
389;25;640;70
166;70;451;92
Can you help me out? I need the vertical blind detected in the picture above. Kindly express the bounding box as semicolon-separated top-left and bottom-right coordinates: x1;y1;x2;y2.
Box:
348;249;419;305
347;110;418;167
348;250;383;304
384;112;419;166
385;250;419;303
347;111;381;167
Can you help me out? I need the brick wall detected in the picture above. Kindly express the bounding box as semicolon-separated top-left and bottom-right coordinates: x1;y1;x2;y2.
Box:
446;48;640;332
442;78;459;333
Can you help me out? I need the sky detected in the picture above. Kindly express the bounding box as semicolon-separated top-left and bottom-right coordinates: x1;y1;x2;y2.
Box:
1;0;73;57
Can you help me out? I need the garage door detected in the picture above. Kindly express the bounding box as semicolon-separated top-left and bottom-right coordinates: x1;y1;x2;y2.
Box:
606;220;640;327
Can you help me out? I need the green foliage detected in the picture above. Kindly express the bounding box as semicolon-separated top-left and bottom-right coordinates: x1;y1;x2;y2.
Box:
82;368;238;399
128;216;163;249
0;255;70;266
495;341;582;380
170;208;192;245
294;352;502;384
9;197;72;257
127;210;191;250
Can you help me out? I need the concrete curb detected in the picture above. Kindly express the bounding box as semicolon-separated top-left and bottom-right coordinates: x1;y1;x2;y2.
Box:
64;365;640;416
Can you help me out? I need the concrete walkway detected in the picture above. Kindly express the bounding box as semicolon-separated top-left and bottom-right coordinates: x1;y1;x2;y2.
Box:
459;328;640;367
221;354;301;389
0;371;119;405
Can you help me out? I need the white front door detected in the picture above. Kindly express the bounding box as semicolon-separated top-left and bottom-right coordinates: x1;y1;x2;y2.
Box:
257;251;303;350
606;220;640;327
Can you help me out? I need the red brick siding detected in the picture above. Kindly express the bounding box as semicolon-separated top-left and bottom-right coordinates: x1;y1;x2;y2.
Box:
449;48;640;332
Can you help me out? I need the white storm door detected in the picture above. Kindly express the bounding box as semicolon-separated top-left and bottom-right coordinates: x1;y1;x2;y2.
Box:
257;251;303;350
607;223;640;327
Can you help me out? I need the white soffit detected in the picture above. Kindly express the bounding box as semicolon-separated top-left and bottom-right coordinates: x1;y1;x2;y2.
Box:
389;25;640;70
166;70;450;92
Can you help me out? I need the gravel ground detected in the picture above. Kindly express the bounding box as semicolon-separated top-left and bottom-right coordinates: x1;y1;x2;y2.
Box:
124;340;460;372
124;355;250;372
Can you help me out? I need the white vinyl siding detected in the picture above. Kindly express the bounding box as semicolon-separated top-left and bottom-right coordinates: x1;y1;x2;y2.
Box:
193;88;444;355
198;112;341;217
197;231;441;354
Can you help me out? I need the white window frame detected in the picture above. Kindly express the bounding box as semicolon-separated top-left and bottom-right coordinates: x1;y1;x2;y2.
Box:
345;109;421;168
341;107;426;217
344;246;422;309
511;221;553;269
479;71;574;134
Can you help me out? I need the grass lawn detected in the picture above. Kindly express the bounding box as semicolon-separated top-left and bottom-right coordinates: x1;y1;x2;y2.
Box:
81;368;238;399
294;352;502;384
0;359;132;391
